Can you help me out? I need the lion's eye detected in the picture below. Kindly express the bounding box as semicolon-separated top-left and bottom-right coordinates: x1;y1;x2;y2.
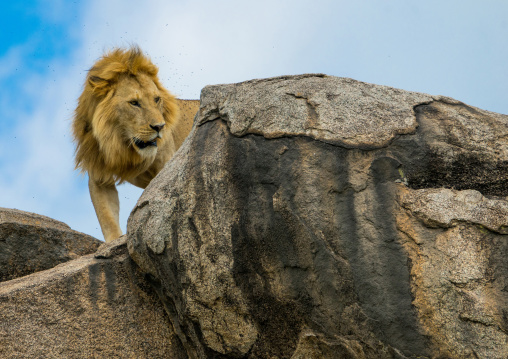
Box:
154;96;161;104
129;100;141;107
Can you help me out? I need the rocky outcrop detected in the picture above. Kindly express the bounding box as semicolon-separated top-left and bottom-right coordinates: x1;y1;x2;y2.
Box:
0;237;186;358
127;75;508;358
0;208;101;281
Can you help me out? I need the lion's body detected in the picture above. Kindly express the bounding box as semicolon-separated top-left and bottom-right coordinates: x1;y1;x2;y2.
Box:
72;47;198;242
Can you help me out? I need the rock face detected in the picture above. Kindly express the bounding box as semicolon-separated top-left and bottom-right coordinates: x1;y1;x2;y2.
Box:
0;237;186;358
127;74;508;358
0;207;101;281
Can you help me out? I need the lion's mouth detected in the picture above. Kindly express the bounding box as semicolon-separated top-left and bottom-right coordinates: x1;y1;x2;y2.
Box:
133;137;157;149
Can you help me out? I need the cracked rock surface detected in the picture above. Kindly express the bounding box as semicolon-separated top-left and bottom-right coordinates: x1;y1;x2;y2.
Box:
128;74;508;358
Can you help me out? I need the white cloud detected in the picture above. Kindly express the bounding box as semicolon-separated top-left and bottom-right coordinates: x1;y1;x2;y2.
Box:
0;51;96;233
79;0;344;98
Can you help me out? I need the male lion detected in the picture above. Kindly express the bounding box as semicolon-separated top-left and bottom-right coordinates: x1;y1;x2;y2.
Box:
73;47;199;242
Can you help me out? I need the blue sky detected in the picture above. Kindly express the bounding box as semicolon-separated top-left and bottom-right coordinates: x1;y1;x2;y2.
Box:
1;0;507;241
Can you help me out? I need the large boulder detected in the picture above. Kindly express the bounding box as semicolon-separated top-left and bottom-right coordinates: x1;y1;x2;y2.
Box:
0;237;186;358
127;74;508;358
0;207;101;281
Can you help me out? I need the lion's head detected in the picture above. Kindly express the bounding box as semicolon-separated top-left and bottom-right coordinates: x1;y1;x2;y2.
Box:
73;47;179;185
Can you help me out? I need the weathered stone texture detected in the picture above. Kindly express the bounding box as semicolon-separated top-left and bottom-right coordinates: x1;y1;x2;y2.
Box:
199;74;433;147
0;207;101;282
397;187;508;358
127;74;508;358
405;101;508;196
0;237;185;358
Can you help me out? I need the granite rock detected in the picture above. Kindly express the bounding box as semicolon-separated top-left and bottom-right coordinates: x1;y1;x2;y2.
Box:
127;75;508;358
0;236;186;358
0;207;101;282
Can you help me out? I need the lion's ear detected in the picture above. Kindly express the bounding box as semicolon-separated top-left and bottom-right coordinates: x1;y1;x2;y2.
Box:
88;75;108;89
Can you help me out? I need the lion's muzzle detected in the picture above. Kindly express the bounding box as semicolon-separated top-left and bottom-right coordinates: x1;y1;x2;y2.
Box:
133;137;158;149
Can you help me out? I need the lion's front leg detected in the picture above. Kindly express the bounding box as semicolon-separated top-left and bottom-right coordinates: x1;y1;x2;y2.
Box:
88;177;122;242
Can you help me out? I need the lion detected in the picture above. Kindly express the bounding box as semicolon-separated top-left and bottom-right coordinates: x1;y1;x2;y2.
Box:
72;47;199;242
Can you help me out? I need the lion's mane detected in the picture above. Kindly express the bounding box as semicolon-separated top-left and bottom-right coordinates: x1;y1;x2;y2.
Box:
72;47;179;185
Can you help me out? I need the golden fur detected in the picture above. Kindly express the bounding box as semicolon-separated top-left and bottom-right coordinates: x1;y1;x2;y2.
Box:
72;47;199;241
73;46;181;186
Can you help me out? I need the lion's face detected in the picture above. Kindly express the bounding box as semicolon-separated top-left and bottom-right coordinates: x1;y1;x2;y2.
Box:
103;73;167;158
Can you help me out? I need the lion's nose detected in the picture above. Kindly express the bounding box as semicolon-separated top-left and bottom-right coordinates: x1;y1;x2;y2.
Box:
150;123;165;132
